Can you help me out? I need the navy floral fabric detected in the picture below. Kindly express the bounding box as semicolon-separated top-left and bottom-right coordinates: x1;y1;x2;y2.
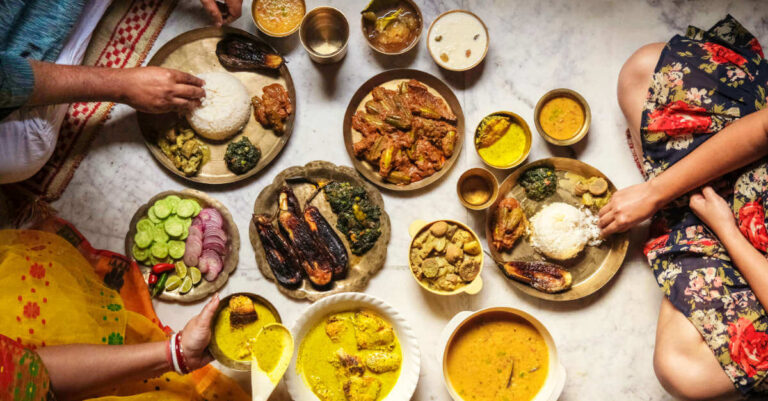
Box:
640;15;768;394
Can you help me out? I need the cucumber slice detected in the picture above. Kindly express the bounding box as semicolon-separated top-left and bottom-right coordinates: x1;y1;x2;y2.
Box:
164;195;182;213
181;218;192;229
164;217;184;238
134;231;153;249
176;199;197;218
150;242;169;259
154;200;171;219
192;201;202;217
168;240;185;259
148;255;160;267
136;218;154;233
152;225;169;243
180;225;189;240
147;206;161;224
132;244;149;262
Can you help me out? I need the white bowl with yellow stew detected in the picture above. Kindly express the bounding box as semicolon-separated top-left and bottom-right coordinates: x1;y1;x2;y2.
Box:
440;307;566;401
285;292;421;401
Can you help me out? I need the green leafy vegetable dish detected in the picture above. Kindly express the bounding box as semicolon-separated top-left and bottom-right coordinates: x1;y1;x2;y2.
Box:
519;166;557;201
323;182;382;255
132;195;201;266
225;137;261;175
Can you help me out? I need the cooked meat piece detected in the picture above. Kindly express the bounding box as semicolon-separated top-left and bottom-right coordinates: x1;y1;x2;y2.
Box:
352;110;396;137
498;261;573;293
366;86;412;129
399;79;456;122
492;197;529;252
325;316;348;342
333;348;365;377
252;83;292;135
352;310;395;350
365;351;402;373
343;376;381;401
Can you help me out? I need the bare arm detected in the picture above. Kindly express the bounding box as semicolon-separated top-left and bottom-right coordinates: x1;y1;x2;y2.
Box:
689;188;768;311
36;295;219;400
26;60;205;113
599;108;768;235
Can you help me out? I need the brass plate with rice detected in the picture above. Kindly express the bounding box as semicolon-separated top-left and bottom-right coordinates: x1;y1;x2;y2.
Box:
485;158;628;301
250;160;391;302
137;26;296;184
343;69;464;191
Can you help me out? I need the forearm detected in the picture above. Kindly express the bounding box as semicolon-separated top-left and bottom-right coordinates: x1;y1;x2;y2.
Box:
26;60;127;106
37;341;170;399
718;225;768;311
650;109;768;205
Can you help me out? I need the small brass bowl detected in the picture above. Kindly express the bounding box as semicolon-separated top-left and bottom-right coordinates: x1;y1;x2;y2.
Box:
360;0;423;55
534;88;591;146
250;0;306;38
456;168;498;210
299;7;349;64
208;292;283;371
474;111;532;170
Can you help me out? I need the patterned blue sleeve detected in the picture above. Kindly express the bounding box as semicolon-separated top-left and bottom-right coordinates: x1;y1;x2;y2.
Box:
0;53;35;109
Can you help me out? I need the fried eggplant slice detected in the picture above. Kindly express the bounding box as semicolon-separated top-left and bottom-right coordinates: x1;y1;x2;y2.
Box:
253;214;303;288
277;187;333;287
498;261;573;293
304;206;349;279
216;35;284;70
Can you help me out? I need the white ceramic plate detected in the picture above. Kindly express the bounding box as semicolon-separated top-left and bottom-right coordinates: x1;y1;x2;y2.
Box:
285;293;421;400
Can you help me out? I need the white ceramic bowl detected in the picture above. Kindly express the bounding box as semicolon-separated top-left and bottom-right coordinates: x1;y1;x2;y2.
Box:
285;293;421;400
439;307;566;401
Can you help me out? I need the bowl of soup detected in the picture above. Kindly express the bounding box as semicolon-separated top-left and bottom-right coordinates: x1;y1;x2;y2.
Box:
209;292;282;371
474;111;532;169
440;307;566;401
534;89;591;146
251;0;306;37
285;292;421;401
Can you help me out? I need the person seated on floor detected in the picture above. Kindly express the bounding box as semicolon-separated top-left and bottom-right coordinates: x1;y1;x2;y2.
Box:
601;15;768;400
0;0;243;185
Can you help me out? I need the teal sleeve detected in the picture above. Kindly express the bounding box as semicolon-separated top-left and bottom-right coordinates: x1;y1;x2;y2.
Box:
0;54;35;110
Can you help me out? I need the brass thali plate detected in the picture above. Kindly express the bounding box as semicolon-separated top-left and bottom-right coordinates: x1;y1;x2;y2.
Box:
137;26;296;184
486;157;629;301
342;69;464;191
250;161;391;302
125;189;240;302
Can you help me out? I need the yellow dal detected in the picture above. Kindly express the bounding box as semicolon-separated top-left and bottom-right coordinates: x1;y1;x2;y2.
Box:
539;97;585;140
213;301;278;362
253;327;285;373
446;312;548;401
477;122;527;167
297;311;401;401
254;0;305;34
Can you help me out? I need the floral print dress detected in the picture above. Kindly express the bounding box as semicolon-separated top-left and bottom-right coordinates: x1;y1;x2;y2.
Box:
641;15;768;394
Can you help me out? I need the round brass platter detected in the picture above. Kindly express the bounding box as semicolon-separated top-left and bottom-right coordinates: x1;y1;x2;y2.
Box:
486;157;629;301
250;160;391;302
136;26;296;184
125;189;240;302
342;69;464;191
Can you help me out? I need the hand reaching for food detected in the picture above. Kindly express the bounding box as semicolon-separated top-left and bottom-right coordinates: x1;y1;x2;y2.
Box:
180;294;220;371
598;179;663;236
689;186;738;237
200;0;243;26
119;66;205;113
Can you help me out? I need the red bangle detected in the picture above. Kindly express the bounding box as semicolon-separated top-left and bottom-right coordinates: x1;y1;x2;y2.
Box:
174;332;189;374
165;338;174;372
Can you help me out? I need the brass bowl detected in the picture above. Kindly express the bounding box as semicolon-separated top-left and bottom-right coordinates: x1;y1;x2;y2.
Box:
426;9;489;72
407;219;484;296
474;111;532;170
360;0;423;55
208;292;283;371
534;88;591;146
456;168;498;210
299;7;349;64
250;0;306;37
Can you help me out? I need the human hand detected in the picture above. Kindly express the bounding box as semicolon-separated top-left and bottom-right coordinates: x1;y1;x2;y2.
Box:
200;0;243;27
118;66;205;113
180;294;220;371
598;179;664;236
689;186;738;236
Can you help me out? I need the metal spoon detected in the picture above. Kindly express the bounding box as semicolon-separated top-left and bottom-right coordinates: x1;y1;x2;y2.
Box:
250;323;294;401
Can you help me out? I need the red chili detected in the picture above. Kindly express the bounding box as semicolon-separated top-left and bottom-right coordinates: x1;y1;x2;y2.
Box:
152;263;175;274
148;273;159;285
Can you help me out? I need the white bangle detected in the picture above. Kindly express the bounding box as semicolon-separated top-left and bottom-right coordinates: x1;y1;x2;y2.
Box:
169;333;182;374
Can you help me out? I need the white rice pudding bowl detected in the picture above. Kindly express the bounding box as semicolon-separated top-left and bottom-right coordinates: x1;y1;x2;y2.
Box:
428;11;488;71
528;202;602;260
186;71;251;141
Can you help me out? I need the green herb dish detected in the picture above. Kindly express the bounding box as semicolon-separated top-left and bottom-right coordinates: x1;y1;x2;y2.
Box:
519;166;557;201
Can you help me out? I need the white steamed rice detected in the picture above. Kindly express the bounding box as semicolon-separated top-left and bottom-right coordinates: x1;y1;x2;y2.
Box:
528;202;602;260
186;71;251;141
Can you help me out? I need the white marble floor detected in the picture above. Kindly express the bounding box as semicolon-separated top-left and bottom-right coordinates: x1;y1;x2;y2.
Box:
52;0;768;400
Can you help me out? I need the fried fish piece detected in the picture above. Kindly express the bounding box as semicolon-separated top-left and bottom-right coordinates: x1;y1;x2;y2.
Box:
492;197;529;252
498;261;573;293
252;83;292;135
332;348;365;377
343;376;382;401
325;316;349;343
229;295;258;328
352;310;395;350
364;351;402;373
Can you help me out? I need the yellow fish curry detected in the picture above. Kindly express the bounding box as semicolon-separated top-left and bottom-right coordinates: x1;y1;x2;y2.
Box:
212;295;278;363
298;309;402;401
475;114;528;168
539;96;585;141
446;312;549;401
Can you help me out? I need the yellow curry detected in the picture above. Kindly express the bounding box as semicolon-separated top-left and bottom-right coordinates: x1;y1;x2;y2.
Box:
297;309;402;401
539;96;585;141
446;312;548;401
476;115;528;168
212;299;278;362
254;0;305;35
